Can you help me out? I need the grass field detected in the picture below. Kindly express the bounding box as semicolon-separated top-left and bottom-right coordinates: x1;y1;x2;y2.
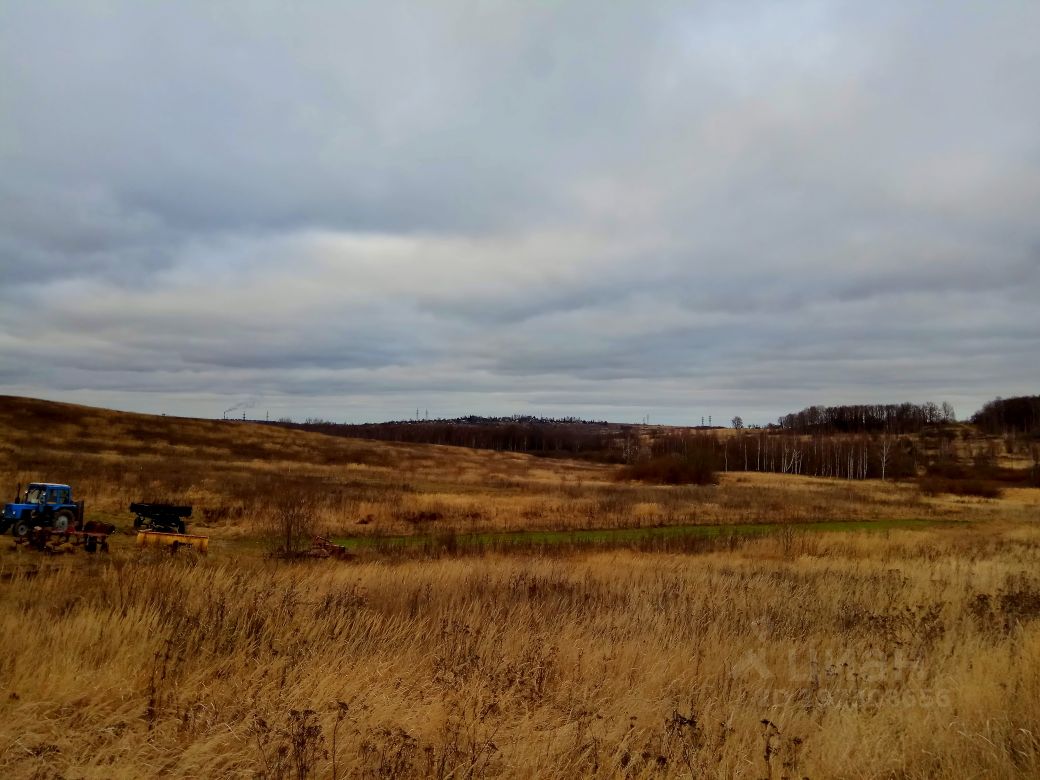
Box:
2;396;1036;543
330;518;946;553
1;397;1039;778
2;525;1039;778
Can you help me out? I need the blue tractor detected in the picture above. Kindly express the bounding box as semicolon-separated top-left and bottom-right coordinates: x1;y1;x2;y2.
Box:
2;483;85;538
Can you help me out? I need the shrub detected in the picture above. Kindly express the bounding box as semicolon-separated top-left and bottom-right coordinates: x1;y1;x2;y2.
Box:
618;454;718;485
924;459;1037;490
925;461;970;480
918;477;1003;499
263;491;320;556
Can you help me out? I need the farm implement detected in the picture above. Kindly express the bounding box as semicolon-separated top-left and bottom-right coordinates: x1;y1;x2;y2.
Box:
269;536;353;560
4;482;114;554
130;502;192;533
14;520;116;554
136;529;210;554
132;502;209;553
5;484;211;555
307;535;352;559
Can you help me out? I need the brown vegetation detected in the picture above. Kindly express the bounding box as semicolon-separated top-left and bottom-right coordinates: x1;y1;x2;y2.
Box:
618;453;719;485
1;396;1039;777
3;396;1037;543
2;525;1039;777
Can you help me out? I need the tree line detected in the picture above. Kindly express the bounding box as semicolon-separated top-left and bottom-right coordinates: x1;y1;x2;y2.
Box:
651;431;918;481
776;402;955;434
270;395;1037;483
971;395;1040;435
280;418;621;459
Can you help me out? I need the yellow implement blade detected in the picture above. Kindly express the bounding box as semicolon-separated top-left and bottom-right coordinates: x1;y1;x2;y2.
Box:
136;530;209;554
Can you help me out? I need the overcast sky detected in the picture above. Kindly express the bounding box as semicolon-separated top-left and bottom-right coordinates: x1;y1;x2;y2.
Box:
1;1;1037;425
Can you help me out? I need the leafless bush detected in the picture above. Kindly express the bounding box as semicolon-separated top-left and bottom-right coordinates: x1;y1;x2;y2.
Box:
918;476;1003;499
264;491;320;556
618;453;718;485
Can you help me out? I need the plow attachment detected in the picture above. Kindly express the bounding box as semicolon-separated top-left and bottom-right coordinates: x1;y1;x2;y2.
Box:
308;535;352;559
136;530;209;554
14;521;116;554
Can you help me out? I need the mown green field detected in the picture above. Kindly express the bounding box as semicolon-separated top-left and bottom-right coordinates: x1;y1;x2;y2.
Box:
333;517;956;552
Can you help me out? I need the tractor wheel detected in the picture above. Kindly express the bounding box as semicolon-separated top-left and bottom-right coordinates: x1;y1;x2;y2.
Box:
52;510;75;533
13;517;31;538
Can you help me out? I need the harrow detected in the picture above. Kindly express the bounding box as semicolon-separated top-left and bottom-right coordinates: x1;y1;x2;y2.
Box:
308;535;352;559
13;520;116;554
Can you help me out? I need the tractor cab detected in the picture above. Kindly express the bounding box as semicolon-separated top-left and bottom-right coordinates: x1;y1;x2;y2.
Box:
3;483;83;536
24;484;70;505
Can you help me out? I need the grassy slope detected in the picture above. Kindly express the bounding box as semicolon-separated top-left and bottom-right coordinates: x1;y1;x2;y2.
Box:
1;396;1037;542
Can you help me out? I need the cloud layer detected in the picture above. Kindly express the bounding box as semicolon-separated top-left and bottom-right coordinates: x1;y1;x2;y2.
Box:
2;1;1038;424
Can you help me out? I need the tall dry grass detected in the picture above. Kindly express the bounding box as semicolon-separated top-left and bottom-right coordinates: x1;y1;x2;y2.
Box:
1;524;1039;778
2;397;1039;777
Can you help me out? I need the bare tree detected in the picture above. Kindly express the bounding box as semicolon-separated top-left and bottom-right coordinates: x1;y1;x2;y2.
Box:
265;491;319;556
878;435;894;481
731;415;744;430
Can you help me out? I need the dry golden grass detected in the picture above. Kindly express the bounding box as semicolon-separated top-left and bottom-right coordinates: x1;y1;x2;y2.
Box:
1;525;1039;778
1;396;1033;542
2;397;1039;777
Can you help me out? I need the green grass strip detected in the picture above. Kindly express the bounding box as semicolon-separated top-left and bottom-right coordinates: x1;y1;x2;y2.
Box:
334;518;953;550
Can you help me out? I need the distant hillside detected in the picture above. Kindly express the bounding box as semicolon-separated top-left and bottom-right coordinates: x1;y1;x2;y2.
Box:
277;416;642;462
0;395;599;527
274;405;1037;479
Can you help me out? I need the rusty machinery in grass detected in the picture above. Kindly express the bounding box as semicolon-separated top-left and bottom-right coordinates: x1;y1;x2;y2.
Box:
14;520;117;554
132;502;209;553
4;486;210;555
4;481;116;553
3;485;353;558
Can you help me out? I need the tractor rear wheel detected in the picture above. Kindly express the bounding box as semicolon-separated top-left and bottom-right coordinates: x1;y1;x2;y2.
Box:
52;510;75;533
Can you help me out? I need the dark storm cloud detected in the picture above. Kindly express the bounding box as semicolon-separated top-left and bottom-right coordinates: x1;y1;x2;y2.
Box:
1;1;1038;423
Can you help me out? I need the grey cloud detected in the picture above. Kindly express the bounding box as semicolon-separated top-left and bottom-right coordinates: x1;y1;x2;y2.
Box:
1;1;1038;424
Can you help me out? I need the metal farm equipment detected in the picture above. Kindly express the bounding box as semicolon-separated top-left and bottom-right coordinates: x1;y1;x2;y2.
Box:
130;502;192;533
136;529;210;554
131;502;209;554
14;520;116;554
270;536;353;560
308;536;352;559
3;481;112;554
3;483;85;537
